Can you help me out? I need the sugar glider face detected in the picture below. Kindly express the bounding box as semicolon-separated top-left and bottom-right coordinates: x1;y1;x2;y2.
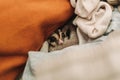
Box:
47;26;72;47
47;29;64;47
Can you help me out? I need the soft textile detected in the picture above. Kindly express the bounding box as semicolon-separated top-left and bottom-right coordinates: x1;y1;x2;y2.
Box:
70;0;100;18
71;0;112;38
0;0;73;80
76;8;120;45
22;30;120;80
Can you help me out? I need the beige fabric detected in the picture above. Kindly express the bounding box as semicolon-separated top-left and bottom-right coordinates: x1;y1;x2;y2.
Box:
70;0;100;18
71;0;112;38
22;30;120;80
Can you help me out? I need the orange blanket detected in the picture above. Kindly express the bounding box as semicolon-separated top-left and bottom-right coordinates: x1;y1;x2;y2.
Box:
0;0;73;80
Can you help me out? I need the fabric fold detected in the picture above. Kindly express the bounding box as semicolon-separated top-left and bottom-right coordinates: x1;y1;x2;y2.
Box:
70;0;100;18
71;0;112;38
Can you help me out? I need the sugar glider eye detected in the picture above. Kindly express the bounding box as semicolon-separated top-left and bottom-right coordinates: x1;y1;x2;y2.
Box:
49;36;57;42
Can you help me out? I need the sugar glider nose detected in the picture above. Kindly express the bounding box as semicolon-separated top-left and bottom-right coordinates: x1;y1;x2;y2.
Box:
58;39;64;45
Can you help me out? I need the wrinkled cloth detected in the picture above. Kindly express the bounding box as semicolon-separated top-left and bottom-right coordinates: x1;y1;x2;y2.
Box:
70;0;100;18
70;0;112;38
77;8;120;45
22;30;120;80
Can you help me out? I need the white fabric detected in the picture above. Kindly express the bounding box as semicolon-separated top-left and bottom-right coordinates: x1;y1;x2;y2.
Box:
71;0;112;38
70;0;100;18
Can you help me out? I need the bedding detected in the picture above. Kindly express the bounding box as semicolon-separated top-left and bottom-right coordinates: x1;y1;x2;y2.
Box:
22;30;120;80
